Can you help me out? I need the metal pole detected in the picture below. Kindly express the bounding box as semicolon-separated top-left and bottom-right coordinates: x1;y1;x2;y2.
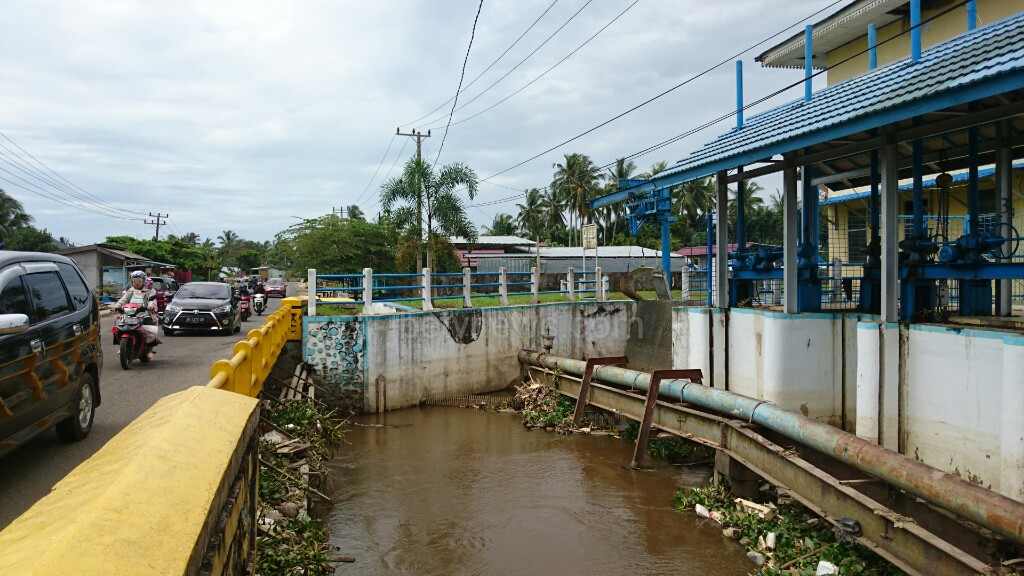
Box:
911;0;922;62
881;130;900;323
735;60;743;130
715;171;730;308
783;163;799;313
804;25;813;103
966;0;977;31
868;23;877;70
706;211;714;307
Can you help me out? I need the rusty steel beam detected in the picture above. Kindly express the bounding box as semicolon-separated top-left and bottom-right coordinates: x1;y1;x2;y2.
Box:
519;351;1024;548
529;365;991;576
571;356;628;426
631;369;703;469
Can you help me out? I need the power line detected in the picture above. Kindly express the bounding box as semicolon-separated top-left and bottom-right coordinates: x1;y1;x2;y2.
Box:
416;0;593;131
433;0;485;165
401;0;560;128
145;212;169;240
0;131;149;218
351;133;396;207
0;170;142;221
360;137;410;210
422;0;637;132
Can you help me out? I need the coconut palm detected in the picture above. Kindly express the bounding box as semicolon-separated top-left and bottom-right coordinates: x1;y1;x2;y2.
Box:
217;230;239;249
0;189;33;241
483;213;517;236
539;187;565;241
602;158;639;239
638;160;669;179
675;177;717;225
346;205;365;221
515;188;545;240
380;157;478;270
551;153;602;246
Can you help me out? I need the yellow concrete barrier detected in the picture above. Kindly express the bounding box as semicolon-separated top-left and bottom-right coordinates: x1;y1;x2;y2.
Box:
0;386;259;575
208;296;305;397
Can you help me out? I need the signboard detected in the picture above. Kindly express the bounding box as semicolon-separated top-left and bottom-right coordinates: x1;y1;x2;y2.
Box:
582;224;597;249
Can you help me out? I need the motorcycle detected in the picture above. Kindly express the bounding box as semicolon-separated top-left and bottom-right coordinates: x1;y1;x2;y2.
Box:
112;302;160;370
252;293;267;316
240;294;251;322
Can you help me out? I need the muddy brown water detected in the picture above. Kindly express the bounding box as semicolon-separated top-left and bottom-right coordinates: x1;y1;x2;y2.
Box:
327;407;752;576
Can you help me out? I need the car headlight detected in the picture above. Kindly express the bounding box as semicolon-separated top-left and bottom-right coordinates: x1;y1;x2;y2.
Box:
212;303;232;313
166;304;182;313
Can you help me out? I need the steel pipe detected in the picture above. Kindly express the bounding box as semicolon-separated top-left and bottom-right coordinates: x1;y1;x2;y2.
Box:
519;350;1024;545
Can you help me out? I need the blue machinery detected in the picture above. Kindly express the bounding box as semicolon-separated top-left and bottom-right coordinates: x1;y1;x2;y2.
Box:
590;1;1024;319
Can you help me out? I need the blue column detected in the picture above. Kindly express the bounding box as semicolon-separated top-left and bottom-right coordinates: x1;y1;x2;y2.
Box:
911;0;921;62
804;25;813;102
868;23;877;69
967;0;977;31
913;136;925;241
736;60;744;130
661;217;671;280
968;125;980;233
737;170;746;252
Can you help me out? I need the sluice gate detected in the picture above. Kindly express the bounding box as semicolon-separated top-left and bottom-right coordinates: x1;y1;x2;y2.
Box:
519;350;1024;576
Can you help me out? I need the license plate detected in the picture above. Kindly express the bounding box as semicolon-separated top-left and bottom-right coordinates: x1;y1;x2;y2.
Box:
184;317;205;324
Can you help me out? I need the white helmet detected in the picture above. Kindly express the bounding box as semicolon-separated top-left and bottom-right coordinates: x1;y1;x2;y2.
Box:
130;270;147;280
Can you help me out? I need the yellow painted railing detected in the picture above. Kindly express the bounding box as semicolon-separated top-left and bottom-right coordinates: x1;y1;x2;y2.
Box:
207;296;305;397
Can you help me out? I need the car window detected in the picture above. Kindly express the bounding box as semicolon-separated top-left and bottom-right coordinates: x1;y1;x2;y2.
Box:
150;278;165;290
23;272;72;323
175;284;230;299
0;279;30;316
56;263;93;311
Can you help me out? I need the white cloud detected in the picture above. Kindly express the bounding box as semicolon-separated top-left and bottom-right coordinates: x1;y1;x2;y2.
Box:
0;0;829;245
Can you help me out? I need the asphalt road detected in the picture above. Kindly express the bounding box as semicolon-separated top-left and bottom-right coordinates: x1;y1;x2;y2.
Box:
0;286;296;529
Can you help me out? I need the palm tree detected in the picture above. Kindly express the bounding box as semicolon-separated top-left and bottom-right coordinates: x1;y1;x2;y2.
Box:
603;158;638;239
539;187;565;242
380;157;478;270
0;189;33;241
515;188;545;240
217;230;239;249
638;160;669;179
551;153;602;247
346;205;365;221
484;213;517;236
675;177;717;225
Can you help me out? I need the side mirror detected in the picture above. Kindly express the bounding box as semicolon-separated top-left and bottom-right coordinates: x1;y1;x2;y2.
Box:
0;313;30;335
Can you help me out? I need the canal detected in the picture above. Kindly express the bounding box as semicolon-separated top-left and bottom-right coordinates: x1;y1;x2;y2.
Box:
327;407;752;575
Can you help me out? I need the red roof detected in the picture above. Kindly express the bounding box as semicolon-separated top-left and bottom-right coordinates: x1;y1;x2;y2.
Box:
676;243;738;257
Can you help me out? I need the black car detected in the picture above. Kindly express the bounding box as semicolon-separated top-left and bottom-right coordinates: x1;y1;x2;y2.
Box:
161;281;242;336
0;251;103;458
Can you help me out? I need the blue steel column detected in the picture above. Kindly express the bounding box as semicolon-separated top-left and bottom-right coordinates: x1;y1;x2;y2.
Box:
967;0;977;31
804;25;813;102
860;23;882;313
911;0;921;61
798;165;821;310
960;120;991;315
868;24;877;69
736;60;746;252
661;217;671;283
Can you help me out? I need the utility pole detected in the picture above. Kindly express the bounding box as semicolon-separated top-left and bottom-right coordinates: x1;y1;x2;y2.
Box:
397;127;431;272
145;212;168;241
333;206;345;218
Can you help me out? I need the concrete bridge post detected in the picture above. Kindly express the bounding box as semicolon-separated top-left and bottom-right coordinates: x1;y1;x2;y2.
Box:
530;266;539;304
499;267;509;306
567;267;575;301
362;267;373;307
422;268;434;311
714;450;762;500
307;268;317;316
463;267;473;308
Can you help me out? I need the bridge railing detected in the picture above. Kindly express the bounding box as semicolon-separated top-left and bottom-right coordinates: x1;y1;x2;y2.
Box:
307;267;609;314
207;296;305;396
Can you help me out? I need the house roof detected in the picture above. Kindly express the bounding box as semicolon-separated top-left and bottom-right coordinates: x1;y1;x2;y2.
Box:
473;246;678;258
820;161;1024;206
668;12;1024;184
592;11;1024;207
449;235;536;246
55;243;176;268
757;0;906;69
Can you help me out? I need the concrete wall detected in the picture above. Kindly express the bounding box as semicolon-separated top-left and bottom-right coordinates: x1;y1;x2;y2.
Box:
305;301;635;411
671;307;863;429
857;321;1024;500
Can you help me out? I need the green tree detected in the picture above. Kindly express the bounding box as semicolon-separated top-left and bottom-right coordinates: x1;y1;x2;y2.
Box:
380;158;478;271
0;189;32;242
236;249;263;272
346;205;365;221
483;213;517;236
601;158;639;239
278;215;397;274
515;188;545;241
551;153;602;247
6;226;56;252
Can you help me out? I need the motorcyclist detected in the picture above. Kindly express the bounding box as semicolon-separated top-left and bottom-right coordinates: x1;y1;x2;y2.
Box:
252;281;266;297
114;270;160;346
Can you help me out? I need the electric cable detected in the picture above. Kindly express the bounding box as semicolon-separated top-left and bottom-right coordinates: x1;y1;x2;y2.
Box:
434;0;486;165
401;0;560;128
352;133;396;207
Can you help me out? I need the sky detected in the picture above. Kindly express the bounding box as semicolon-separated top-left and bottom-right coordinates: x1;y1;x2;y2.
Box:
0;0;836;246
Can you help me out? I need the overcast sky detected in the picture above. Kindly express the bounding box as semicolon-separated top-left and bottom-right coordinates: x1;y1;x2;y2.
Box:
0;0;834;246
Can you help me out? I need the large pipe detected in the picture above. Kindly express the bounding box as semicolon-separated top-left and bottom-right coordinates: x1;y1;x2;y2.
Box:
519;350;1024;545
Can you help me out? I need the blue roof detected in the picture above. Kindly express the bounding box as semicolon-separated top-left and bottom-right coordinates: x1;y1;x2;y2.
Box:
656;11;1024;187
820;161;1024;206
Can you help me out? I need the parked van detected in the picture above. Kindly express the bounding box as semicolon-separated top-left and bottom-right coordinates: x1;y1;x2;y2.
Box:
0;251;103;458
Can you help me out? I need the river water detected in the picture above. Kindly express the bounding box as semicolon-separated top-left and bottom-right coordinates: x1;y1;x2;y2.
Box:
327;407;752;576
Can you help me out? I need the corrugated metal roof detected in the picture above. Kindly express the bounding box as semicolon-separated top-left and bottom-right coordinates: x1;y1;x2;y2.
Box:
449;235;536;246
473;246;679;258
821;161;1024;206
661;12;1024;185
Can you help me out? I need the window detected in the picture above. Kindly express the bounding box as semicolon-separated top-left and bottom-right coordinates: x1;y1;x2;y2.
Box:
23;272;72;323
56;263;92;311
847;211;868;264
0;279;30;316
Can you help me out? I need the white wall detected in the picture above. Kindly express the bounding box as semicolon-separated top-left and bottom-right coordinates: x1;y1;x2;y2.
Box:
305;302;634;412
857;321;1024;500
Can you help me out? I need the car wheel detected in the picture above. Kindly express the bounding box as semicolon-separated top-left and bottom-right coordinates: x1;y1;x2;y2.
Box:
119;338;133;370
56;371;96;442
163;328;176;336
